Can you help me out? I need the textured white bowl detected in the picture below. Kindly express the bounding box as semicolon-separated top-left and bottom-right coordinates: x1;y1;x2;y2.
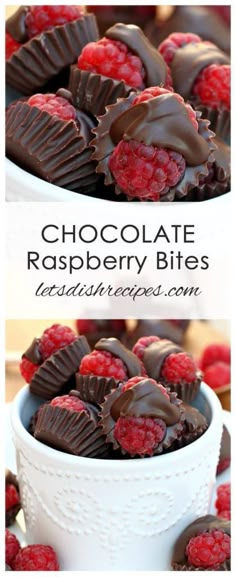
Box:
11;383;223;570
6;157;231;204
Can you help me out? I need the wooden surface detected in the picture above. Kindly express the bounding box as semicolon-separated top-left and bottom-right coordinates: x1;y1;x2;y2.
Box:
5;320;230;410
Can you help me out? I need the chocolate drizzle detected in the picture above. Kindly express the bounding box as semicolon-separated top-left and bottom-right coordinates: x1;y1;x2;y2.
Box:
105;23;167;87
23;337;42;365
143;340;182;381
172;515;231;566
171;42;230;100
6;6;29;43
110;379;181;424
95;337;142;377
109;94;210;165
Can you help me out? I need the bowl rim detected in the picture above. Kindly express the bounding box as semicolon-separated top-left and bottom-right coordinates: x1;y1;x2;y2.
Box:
11;382;223;471
5;157;231;204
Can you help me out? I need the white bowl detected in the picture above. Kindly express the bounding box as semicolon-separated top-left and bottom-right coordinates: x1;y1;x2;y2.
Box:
11;383;223;570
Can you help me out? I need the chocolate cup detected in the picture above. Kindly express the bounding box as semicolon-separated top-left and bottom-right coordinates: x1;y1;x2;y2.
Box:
5;469;21;527
123;320;185;349
172;560;230;571
6;100;98;193
75;374;121;404
6;14;99;95
193;104;230;142
30;337;91;400
69;67;135;117
160;374;202;403
91;96;216;201
34;402;109;458
173;404;208;449
217;424;231;475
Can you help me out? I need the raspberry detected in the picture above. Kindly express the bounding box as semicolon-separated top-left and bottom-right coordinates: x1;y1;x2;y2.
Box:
109;139;186;201
161;352;197;384
28;94;76;121
78;37;145;88
186;530;230;568
122;376;169;398
218;510;230;520
215;483;230;515
79;350;128;380
50;394;85;413
12;544;60;571
25;5;84;38
132;87;198;131
39;323;77;360
20;357;39;383
5;484;20;511
200;343;231;370
193;64;230;110
217;457;231;476
203;362;230;390
5;32;21;59
76;319;98;334
114;416;166;456
5;529;21;568
132;336;160;360
159;32;201;65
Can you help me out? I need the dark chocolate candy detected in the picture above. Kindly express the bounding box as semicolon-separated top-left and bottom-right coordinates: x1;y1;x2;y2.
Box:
95;337;142;377
143;340;182;381
23;337;42;365
172;515;230;567
5;469;21;527
6;5;29;42
105;23;167;87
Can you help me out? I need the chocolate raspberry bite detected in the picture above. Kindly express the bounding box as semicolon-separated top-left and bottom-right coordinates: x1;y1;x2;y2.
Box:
34;390;108;458
68;23;172;117
133;338;201;402
217;426;231;475
172;515;231;570
6;89;98;194
76;337;143;404
19;324;91;400
92;87;215;201
123;319;189;349
6;5;99;94
159;33;230;140
76;319;126;349
175;404;208;449
5;470;21;527
100;378;184;457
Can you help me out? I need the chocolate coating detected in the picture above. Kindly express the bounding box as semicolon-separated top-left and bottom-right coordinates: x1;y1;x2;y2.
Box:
213;138;231;182
143;340;182;381
105;23;167;87
182;404;207;432
23;337;42;365
110;94;210;165
95;337;142;377
110;379;181;424
171;42;230;100
6;6;29;43
172;515;230;566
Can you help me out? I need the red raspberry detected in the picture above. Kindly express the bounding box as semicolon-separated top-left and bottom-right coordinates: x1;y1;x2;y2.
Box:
76;319;98;334
39;323;77;360
186;529;230;568
215;483;230;515
50;394;85;413
12;544;60;571
122;376;169;399
132;336;160;361
218;510;230;520
109;139;186;201
78;37;145;88
193;64;230;110
133;87;198;131
5;484;20;511
28;94;76;121
159;32;202;65
5;32;21;59
20;357;39;383
203;362;230;390
114;415;166;456
5;529;21;568
25;5;84;38
200;343;230;370
79;350;128;380
161;352;197;384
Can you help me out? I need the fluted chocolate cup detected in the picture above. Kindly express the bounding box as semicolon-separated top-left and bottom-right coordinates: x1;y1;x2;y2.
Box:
75;374;121;405
91;92;216;201
6;12;99;95
173;404;208;450
6;91;98;194
193;104;230;143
